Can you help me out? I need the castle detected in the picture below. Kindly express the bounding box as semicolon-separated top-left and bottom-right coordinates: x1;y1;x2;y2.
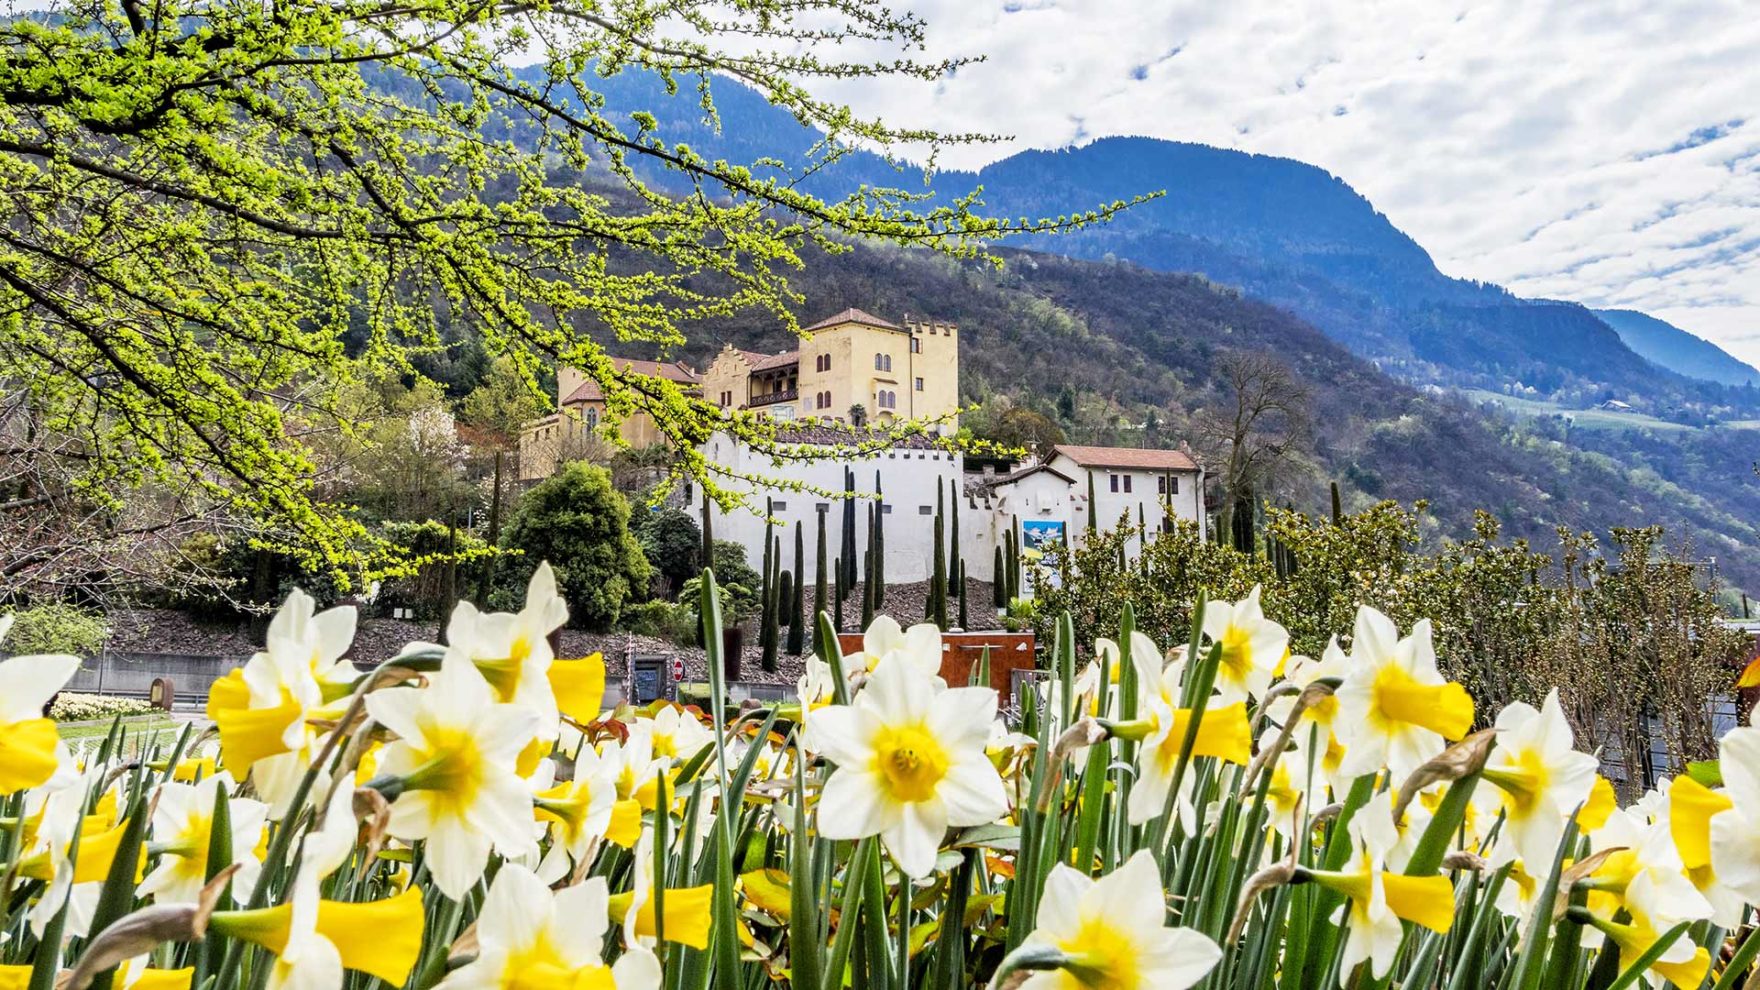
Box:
519;308;1206;590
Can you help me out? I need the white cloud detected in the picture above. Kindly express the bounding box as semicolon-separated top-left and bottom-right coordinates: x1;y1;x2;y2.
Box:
802;0;1760;365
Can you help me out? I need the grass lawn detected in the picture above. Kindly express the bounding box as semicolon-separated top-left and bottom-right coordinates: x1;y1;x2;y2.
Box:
1460;389;1700;432
56;714;189;757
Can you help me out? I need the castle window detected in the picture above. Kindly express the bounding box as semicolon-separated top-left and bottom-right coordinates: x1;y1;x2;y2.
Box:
1123;475;1133;493
918;505;933;515
1109;474;1119;493
911;338;921;353
773;501;788;512
914;377;924;391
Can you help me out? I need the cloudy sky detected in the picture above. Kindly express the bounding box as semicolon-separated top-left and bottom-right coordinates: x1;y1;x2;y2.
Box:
809;0;1760;365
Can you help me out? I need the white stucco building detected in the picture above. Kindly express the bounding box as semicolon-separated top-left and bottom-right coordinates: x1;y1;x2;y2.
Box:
700;426;964;585
701;435;1206;594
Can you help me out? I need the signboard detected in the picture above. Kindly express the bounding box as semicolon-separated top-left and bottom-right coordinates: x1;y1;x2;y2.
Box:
631;655;673;704
1021;519;1065;553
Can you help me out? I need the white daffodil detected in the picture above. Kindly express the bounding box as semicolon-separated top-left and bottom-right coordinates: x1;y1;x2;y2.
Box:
438;864;662;990
1019;850;1221;990
1334;608;1474;784
304;771;361;881
445;562;600;735
1123;639;1251;827
139;771;269;904
1581;808;1713;931
0;637;82;793
209;862;424;990
1313;790;1455;982
265;867;343;990
1708;726;1760;906
807;658;1007;878
615;828;715;950
207;589;357;817
534;742;619;883
1126;694;1253;827
645;704;714;765
1480;689;1598;874
1202;586;1288;704
366;651;541;898
846;614;943;679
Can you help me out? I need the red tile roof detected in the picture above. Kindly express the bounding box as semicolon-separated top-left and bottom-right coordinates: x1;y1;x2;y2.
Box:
802;308;902;333
561;358;699;405
1051;444;1199;471
751;350;800;372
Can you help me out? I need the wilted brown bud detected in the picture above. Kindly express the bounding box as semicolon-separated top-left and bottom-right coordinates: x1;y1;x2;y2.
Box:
1392;729;1497;821
63;864;238;990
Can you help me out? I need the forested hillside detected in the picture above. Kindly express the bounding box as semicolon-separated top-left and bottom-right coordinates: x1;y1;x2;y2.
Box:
624;239;1760;592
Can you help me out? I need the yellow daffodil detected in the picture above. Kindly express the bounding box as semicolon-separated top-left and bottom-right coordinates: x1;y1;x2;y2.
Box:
1125;698;1252;826
438;865;661;990
139;771;268;904
366;651;541;898
0;626;81;792
1019;850;1221;990
1578;875;1711;990
210;866;424;988
845;614;943;679
533;743;618;882
1335;608;1474;783
644;704;714;764
1481;689;1598;873
1708;726;1760;907
805;658;1007;878
207;590;356;817
1202;586;1288;704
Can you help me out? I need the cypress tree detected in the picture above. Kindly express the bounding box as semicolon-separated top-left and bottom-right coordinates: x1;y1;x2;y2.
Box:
762;535;781;672
957;558;969;630
760;497;775;662
840;468;857;589
931;497;948;630
833;555;845;632
992;545;1006;608
861;548;875;628
1330;480;1344;525
873;471;886;607
948;479;961;600
814;511;828;629
788;522;806;654
700;492;714;575
777;570;795;629
1086;471;1098;535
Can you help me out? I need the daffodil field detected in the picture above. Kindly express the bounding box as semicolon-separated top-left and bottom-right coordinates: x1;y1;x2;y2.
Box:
2;563;1758;990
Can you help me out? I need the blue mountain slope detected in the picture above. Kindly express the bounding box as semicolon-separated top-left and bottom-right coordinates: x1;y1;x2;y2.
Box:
1593;309;1758;387
569;66;1753;412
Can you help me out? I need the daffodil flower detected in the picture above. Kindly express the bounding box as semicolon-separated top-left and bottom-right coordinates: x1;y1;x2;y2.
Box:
1019;850;1221;990
1202;586;1288;704
207;590;356;816
1580;808;1712;929
644;704;714;764
209;865;424;988
437;864;661;990
1708;725;1760;906
1310;796;1455;981
1575;873;1711;990
0;623;81;793
1481;689;1598;873
1334;608;1474;784
1121;637;1251;827
533;743;618;882
806;658;1007;878
366;651;542;898
139;771;268;904
845;614;943;679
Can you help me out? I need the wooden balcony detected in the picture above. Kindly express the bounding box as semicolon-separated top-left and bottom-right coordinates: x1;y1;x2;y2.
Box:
749;387;798;407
